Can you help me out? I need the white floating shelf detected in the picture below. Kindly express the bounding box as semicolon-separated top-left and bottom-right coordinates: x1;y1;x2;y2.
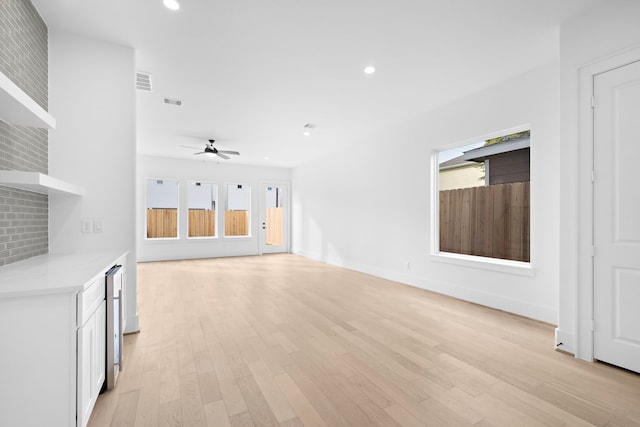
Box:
0;70;56;129
0;171;84;196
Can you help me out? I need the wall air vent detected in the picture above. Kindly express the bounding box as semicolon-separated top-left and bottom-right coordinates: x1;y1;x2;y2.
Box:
135;72;152;91
163;97;182;106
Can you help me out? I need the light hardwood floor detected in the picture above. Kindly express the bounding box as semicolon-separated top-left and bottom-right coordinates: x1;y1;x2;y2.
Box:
89;254;640;427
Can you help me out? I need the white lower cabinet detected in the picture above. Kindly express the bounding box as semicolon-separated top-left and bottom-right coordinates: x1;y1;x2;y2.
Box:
0;251;128;427
77;300;106;427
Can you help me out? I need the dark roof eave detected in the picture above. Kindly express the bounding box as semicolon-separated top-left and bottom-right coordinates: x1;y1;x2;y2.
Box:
463;137;530;162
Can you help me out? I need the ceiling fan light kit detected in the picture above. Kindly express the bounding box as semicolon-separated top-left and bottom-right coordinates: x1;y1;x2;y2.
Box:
181;139;240;160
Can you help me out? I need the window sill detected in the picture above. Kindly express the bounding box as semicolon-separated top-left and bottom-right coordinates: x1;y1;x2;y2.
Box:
430;252;535;277
144;237;179;242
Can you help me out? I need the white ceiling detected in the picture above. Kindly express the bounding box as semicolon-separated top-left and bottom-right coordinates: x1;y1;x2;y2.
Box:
32;0;603;168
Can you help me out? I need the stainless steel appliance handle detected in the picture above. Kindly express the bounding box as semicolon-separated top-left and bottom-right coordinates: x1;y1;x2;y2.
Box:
115;288;123;371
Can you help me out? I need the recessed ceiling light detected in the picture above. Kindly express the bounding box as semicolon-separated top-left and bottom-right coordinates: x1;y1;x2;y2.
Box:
163;0;180;11
303;131;310;136
364;66;376;74
264;156;270;160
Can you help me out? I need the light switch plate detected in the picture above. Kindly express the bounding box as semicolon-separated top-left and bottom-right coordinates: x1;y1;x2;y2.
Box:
81;219;93;233
93;219;104;233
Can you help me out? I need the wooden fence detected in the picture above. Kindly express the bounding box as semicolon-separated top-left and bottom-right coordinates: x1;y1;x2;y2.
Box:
224;210;249;236
147;208;177;238
188;209;215;237
148;209;280;240
266;207;283;245
439;182;530;262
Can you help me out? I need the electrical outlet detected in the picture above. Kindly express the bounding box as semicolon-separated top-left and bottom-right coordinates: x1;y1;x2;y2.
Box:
81;219;93;233
93;219;104;233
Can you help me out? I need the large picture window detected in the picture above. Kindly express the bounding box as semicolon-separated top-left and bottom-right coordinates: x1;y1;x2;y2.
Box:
188;182;217;238
225;184;250;237
146;178;179;239
436;128;530;262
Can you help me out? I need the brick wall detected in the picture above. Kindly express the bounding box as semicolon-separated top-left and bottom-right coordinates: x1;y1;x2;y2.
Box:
0;0;49;266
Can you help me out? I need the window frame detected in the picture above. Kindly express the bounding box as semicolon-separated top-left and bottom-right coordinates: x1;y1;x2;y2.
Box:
430;124;534;276
223;182;252;239
186;181;218;240
144;177;180;241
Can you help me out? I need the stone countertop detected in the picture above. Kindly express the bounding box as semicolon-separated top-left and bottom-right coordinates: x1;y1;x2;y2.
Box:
0;251;128;298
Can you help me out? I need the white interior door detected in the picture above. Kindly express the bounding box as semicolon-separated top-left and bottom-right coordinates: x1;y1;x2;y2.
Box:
593;60;640;373
260;183;289;254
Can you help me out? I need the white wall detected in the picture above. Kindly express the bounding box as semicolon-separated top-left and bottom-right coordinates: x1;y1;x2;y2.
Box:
558;0;640;357
138;155;290;261
48;31;138;333
292;60;560;324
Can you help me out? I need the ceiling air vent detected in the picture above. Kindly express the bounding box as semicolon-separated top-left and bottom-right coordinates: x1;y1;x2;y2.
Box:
163;97;182;106
135;72;152;91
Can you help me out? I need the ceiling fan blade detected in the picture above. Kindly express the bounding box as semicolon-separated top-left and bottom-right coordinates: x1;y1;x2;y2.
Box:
180;145;202;150
215;152;230;160
216;150;240;155
193;152;205;155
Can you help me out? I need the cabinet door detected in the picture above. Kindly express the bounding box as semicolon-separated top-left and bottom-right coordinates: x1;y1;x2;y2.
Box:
77;312;95;427
77;301;106;427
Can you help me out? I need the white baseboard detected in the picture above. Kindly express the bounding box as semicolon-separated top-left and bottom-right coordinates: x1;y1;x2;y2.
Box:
554;328;575;355
137;249;258;263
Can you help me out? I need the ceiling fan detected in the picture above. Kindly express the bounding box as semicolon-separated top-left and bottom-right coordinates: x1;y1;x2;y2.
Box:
182;139;240;160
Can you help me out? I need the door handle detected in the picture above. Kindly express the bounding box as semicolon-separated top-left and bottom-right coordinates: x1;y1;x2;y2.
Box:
117;288;124;371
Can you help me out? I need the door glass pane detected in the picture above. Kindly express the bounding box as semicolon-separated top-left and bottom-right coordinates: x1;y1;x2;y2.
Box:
146;179;178;239
265;186;284;245
225;184;250;237
188;182;217;238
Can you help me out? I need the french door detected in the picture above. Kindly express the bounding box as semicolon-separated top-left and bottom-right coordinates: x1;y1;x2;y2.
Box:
259;183;289;254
